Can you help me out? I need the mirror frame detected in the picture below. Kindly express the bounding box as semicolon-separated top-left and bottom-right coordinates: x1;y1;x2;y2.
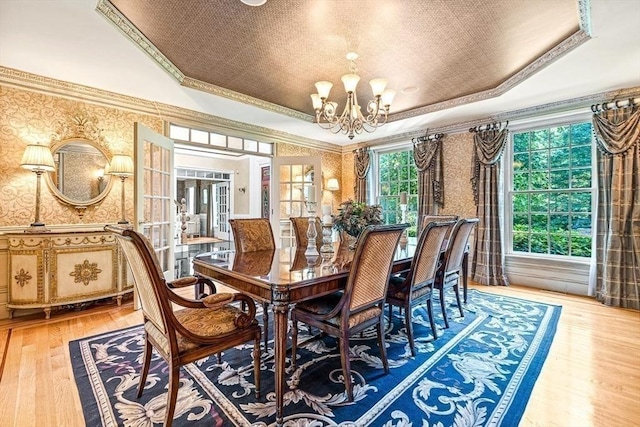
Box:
46;137;114;216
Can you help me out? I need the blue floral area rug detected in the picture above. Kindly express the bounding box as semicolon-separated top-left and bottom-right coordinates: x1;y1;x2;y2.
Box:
69;289;561;426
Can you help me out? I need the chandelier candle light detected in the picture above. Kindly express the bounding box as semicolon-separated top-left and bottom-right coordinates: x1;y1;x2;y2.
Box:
311;52;396;140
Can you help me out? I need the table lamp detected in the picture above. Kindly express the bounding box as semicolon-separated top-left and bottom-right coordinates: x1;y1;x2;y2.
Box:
21;143;55;230
108;154;134;224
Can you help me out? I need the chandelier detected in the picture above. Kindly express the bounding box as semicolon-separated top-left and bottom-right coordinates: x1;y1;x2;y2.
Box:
311;52;396;140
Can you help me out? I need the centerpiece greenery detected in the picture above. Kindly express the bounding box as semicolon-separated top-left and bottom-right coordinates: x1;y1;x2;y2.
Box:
332;199;383;239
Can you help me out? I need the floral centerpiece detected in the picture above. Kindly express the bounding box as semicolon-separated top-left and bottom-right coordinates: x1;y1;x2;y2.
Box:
332;199;383;240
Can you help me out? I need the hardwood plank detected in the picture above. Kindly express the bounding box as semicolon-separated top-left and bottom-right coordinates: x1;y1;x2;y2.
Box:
0;284;638;426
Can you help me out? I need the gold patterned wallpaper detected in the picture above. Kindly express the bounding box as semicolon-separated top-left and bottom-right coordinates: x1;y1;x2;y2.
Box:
0;81;475;229
440;132;476;218
0;84;162;227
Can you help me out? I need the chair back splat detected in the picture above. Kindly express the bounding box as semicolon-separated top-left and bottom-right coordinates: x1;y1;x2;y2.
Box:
106;225;261;427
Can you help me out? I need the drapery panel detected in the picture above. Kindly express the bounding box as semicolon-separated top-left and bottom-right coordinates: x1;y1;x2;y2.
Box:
592;105;640;309
413;135;444;231
470;125;510;286
354;147;371;204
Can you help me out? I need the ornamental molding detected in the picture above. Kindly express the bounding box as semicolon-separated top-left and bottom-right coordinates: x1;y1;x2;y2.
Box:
389;29;592;123
96;0;184;83
70;259;102;286
14;268;33;288
182;77;313;122
0;66;341;154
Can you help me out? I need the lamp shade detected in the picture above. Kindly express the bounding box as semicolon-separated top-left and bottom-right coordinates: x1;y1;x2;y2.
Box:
108;154;134;176
326;178;339;191
20;144;55;172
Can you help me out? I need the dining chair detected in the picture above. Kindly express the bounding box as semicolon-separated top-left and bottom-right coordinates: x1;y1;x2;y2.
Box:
290;223;408;402
228;218;275;349
433;217;479;328
290;216;323;250
106;225;261;427
386;220;456;355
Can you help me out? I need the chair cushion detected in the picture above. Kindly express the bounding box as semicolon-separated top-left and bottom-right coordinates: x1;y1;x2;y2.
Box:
387;276;432;300
296;293;382;329
146;305;250;354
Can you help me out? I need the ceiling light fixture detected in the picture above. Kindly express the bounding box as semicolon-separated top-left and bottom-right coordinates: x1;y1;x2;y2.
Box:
311;52;396;140
240;0;267;6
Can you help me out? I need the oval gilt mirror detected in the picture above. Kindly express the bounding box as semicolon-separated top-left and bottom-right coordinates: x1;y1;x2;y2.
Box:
46;138;113;215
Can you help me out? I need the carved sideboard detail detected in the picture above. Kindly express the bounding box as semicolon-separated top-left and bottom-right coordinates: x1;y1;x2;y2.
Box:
6;230;133;319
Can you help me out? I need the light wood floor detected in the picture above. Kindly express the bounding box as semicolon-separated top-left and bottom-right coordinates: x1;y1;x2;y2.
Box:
0;284;639;426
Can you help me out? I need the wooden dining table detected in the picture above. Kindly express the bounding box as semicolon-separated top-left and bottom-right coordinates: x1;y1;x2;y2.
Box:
192;241;415;427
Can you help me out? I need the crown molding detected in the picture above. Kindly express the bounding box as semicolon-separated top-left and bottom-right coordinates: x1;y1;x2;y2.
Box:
96;0;185;83
0;66;342;154
389;30;591;123
96;0;314;123
353;85;640;153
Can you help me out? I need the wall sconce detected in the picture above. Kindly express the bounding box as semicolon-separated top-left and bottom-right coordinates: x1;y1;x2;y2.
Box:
238;187;246;193
107;154;134;225
325;178;340;192
21;142;55;230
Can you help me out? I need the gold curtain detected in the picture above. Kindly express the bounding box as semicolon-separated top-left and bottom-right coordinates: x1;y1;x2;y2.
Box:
413;134;444;231
354;148;370;204
470;124;510;286
592;105;640;309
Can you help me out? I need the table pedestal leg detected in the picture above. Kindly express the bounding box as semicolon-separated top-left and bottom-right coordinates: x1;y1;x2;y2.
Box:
273;300;289;427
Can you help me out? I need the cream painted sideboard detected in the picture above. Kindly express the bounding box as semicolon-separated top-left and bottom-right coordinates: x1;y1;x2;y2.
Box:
5;229;133;319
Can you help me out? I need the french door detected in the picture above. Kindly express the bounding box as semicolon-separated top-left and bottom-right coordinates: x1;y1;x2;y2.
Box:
271;156;321;248
134;123;175;281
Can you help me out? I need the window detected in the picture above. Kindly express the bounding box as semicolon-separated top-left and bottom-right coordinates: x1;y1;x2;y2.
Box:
510;121;593;257
377;150;419;236
168;123;273;156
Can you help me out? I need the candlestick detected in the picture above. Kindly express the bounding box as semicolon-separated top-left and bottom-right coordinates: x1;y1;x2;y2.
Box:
320;217;334;261
308;185;316;203
305;201;319;262
399;202;408;250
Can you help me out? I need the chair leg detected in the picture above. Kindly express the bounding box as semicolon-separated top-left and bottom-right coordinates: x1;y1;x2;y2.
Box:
253;334;261;398
454;283;464;317
426;298;438;340
263;302;269;350
291;316;298;370
377;317;390;374
164;365;180;427
404;304;415;357
339;334;353;402
137;338;152;398
439;288;450;329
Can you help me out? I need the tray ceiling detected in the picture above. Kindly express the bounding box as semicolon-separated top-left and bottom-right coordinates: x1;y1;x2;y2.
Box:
102;0;585;122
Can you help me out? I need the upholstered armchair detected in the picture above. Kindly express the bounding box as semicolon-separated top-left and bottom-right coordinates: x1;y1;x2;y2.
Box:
228;218;275;349
106;225;261;427
290;223;407;402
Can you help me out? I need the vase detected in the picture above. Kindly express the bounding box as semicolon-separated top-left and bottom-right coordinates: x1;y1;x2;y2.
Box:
339;231;359;250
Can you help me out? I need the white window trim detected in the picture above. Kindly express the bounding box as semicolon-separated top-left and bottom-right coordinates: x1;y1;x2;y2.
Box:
503;109;595;295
